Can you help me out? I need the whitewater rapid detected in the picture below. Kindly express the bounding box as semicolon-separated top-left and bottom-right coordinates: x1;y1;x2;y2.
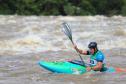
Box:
0;15;126;55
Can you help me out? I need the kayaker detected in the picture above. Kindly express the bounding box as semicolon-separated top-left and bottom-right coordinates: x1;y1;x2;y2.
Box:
74;42;106;72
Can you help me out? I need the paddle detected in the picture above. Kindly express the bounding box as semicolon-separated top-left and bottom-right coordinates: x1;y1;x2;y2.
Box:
62;22;85;66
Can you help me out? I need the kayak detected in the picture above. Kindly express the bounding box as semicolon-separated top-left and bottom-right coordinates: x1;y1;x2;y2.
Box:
38;60;116;74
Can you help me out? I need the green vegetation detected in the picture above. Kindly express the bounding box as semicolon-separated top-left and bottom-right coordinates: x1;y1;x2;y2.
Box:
0;0;126;16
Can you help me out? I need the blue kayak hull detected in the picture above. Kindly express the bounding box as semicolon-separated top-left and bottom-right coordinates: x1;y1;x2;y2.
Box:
38;61;116;74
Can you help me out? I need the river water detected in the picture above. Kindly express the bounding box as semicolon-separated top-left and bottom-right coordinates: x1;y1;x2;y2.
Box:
0;15;126;84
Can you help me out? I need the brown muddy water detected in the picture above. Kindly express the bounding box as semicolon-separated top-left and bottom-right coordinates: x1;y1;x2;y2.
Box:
0;15;126;84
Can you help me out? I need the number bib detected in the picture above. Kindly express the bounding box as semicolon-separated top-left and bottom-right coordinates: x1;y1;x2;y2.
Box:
90;59;97;66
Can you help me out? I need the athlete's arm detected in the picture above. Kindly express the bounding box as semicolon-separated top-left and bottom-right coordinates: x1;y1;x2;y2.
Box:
91;62;103;70
73;44;87;55
86;62;103;71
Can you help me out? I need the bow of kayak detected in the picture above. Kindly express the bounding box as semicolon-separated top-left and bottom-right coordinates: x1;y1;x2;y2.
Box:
38;61;86;74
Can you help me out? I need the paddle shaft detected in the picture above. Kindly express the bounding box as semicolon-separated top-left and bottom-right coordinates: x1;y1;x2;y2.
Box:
70;39;85;66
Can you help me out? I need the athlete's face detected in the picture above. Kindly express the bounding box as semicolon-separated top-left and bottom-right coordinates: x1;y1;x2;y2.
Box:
89;48;95;54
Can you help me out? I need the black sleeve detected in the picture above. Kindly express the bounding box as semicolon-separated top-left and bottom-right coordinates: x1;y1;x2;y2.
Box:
87;51;90;55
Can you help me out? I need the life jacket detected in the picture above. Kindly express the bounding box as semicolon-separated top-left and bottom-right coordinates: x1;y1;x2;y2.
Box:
90;50;106;70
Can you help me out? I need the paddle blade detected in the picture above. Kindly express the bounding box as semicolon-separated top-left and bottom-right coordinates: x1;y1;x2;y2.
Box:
62;22;73;41
62;22;72;35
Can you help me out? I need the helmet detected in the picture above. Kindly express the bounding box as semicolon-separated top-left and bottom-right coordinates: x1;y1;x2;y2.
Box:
88;42;97;49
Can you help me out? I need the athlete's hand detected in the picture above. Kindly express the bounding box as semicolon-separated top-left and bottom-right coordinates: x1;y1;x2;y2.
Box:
86;67;92;71
73;44;77;49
